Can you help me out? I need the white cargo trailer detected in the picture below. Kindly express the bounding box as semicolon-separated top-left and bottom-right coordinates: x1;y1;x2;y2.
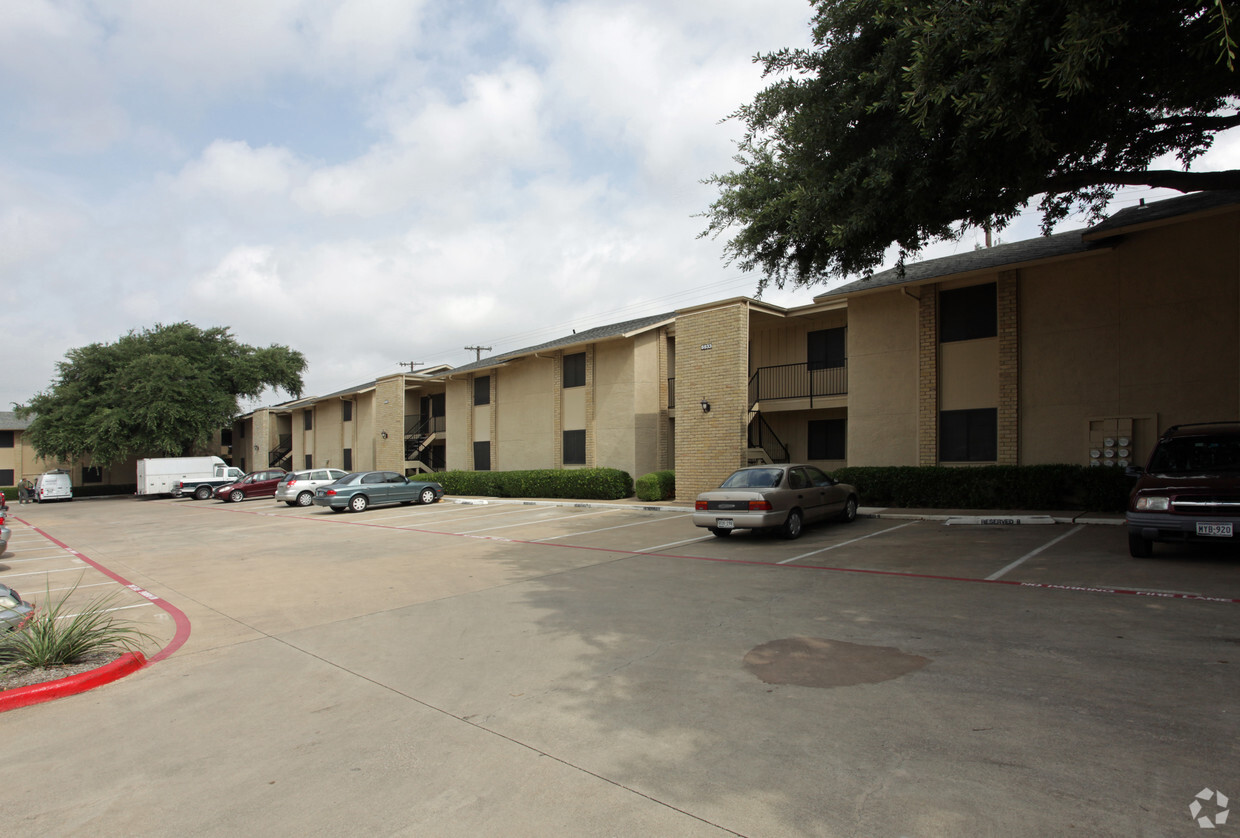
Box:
137;456;237;497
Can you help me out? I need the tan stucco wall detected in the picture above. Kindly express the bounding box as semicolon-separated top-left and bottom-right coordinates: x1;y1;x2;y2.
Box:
939;338;999;410
844;290;919;465
749;310;847;368
1020;212;1240;464
593;331;663;477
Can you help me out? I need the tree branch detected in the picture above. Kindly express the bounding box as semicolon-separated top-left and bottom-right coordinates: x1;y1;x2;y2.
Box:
1045;168;1240;193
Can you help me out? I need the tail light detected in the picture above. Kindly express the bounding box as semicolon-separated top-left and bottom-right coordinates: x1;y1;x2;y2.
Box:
748;500;773;511
695;501;707;510
325;489;337;496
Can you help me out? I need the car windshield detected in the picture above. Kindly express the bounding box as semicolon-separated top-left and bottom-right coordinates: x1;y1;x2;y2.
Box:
1147;435;1240;473
720;468;783;489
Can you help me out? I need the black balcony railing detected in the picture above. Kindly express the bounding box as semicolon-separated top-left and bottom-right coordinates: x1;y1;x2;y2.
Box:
748;363;847;408
405;415;446;460
667;377;675;409
269;434;292;468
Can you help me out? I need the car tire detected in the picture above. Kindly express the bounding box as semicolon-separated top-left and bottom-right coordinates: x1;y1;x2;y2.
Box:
229;490;244;503
839;496;858;523
708;527;733;538
419;488;437;505
349;494;369;513
1128;531;1153;558
780;508;804;540
194;485;212;500
296;492;313;507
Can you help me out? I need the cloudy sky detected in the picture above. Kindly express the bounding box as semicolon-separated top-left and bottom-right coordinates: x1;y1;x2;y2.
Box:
3;0;1233;410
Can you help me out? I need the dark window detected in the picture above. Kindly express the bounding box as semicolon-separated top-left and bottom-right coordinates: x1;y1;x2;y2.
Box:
563;429;586;465
940;284;997;343
807;328;846;371
940;408;998;461
474;375;491;406
473;441;491;471
0;430;14;448
221;428;233;446
303;412;313;431
0;469;13;485
304;455;313;470
808;419;846;460
342;400;352;422
343;448;353;470
564;353;586;388
82;466;103;484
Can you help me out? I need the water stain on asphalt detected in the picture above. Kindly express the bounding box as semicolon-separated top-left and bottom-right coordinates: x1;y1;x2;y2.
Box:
743;636;930;688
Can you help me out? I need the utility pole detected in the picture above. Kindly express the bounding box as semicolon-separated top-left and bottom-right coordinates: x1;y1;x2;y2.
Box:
398;362;423;372
465;346;492;362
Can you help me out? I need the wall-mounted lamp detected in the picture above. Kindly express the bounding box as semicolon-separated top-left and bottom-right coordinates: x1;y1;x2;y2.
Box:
253;444;259;452
381;431;389;439
700;399;711;413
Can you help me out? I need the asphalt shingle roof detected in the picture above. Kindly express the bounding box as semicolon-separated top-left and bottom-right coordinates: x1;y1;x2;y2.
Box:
445;311;676;375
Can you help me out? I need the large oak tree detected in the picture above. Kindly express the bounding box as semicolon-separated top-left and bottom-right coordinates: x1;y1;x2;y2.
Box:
703;0;1240;291
17;323;306;466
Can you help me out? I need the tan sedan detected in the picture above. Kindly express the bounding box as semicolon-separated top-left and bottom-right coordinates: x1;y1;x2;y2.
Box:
693;464;858;539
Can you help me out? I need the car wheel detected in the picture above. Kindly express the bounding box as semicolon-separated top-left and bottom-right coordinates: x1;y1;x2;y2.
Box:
419;488;437;505
839;496;858;523
349;494;369;513
229;489;244;503
1128;531;1153;558
708;527;733;538
194;485;212;500
780;508;804;540
296;491;313;507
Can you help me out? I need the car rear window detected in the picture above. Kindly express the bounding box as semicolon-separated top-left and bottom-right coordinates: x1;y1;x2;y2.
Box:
1148;435;1240;473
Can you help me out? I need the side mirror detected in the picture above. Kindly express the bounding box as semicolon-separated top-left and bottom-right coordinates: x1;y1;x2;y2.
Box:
1124;465;1144;478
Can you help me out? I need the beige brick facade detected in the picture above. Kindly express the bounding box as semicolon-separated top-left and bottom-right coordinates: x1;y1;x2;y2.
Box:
674;301;750;498
997;271;1019;466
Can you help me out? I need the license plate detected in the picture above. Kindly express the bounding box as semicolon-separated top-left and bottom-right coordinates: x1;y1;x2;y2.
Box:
716;519;734;530
1196;522;1233;537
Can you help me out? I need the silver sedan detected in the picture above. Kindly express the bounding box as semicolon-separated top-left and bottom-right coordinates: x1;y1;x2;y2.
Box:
693;464;858;539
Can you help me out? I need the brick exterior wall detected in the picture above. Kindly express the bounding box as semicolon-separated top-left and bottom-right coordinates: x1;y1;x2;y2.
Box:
918;289;939;466
657;327;670;471
674;302;750;498
997;271;1020;465
584;345;596;467
374;375;406;472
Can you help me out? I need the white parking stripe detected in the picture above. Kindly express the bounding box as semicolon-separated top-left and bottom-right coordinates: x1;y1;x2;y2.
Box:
535;513;694;542
1;567;101;579
777;521;919;564
454;508;614;534
986;525;1085;580
637;534;716;552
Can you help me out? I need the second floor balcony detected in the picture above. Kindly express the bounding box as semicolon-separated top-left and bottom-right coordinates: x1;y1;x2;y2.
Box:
749;362;847;409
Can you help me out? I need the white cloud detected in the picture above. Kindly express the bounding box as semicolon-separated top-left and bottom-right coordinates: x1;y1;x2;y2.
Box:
174;140;303;198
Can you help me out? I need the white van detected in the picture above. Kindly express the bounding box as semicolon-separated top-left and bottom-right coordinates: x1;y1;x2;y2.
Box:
35;470;73;502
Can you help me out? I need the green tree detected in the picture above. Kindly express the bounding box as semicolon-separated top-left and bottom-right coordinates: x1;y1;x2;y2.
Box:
16;323;306;465
703;0;1240;291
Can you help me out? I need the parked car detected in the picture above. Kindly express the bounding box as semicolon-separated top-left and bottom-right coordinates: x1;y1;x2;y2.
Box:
275;468;348;507
0;520;9;555
214;468;287;503
34;470;73;502
1126;422;1240;557
693;464;859;539
0;582;34;631
313;471;445;513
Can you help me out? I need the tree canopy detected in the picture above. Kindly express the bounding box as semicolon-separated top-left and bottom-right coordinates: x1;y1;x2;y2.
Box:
17;323;306;466
703;0;1240;291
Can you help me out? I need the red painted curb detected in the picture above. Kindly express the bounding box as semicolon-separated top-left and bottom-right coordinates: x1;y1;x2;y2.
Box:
0;651;147;712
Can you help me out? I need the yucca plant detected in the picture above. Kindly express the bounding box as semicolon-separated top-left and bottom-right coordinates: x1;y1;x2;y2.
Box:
0;579;154;670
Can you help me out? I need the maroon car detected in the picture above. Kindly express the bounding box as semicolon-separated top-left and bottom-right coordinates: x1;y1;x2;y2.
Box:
1126;422;1240;557
214;468;287;503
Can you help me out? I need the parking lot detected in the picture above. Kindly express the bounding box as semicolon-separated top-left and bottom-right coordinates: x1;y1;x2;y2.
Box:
2;494;1238;836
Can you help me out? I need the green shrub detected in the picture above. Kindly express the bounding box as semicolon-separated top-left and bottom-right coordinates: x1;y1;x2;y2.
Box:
0;579;154;670
831;464;1132;512
635;470;675;501
433;468;634;500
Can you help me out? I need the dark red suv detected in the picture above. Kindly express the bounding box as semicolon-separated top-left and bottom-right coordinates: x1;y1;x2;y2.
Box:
1126;422;1240;557
214;468;287;503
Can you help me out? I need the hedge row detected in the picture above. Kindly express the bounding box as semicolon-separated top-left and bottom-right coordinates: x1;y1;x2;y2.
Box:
829;465;1132;512
635;470;676;502
431;468;634;500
